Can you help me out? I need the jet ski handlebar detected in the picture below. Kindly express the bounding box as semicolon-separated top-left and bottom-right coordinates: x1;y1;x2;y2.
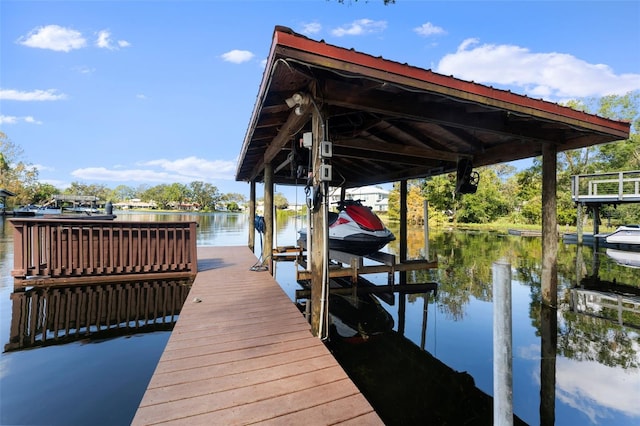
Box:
333;199;364;210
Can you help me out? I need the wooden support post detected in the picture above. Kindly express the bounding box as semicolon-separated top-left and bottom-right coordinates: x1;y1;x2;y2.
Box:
542;143;558;307
248;180;256;252
399;180;408;286
264;163;274;274
592;205;600;236
423;200;430;261
310;108;326;337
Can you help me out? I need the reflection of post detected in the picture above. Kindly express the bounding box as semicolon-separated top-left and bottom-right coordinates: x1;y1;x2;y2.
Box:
591;243;601;277
493;259;513;426
576;202;583;245
420;292;430;350
575;244;584;286
398;292;406;336
540;304;557;426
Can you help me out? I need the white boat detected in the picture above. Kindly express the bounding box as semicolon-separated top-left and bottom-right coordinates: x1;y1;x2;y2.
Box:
605;225;640;245
14;205;63;216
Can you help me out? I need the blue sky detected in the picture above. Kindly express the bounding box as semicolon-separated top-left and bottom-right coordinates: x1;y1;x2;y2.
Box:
1;0;639;200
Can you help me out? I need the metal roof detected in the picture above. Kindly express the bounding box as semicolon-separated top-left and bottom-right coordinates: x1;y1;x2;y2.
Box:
236;26;630;188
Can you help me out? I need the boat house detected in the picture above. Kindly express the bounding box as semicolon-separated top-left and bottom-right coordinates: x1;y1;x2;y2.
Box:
235;26;630;336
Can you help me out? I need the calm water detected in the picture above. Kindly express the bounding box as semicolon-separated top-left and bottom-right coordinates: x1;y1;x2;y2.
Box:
1;212;639;425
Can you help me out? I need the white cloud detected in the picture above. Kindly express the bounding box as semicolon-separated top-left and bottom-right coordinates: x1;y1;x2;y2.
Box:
73;65;96;74
300;22;322;36
71;157;237;184
436;38;640;100
221;50;254;64
0;115;42;125
0;115;17;125
331;19;387;37
17;25;86;52
555;358;640;423
414;22;446;37
0;88;67;101
72;167;178;183
141;156;236;179
34;164;55;172
95;30;130;50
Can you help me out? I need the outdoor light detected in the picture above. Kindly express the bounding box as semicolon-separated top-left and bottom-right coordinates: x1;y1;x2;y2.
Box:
285;92;310;109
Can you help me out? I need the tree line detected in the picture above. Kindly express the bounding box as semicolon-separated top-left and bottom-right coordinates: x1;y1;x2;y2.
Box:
0;137;246;211
2;92;638;219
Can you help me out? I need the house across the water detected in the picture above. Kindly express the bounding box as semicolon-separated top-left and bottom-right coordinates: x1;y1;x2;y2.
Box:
329;185;390;212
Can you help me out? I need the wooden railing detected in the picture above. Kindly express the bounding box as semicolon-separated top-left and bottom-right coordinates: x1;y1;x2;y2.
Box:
572;170;640;204
10;218;198;288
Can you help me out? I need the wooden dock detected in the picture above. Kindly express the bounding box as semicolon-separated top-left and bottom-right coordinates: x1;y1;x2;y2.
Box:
132;246;382;425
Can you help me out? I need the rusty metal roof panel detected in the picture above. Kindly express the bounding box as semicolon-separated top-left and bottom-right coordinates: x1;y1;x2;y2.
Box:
236;26;630;187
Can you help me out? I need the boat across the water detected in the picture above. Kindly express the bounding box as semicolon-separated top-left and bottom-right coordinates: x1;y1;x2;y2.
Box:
605;225;640;245
13;205;63;216
298;199;395;256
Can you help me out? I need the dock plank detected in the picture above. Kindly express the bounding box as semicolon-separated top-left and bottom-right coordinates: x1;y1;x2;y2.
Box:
132;246;382;425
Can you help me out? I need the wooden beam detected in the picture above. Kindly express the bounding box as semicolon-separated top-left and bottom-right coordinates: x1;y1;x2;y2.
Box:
249;109;310;181
295;282;438;299
335;137;461;162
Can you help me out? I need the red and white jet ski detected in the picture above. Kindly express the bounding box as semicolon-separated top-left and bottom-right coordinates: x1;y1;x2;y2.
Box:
299;199;395;256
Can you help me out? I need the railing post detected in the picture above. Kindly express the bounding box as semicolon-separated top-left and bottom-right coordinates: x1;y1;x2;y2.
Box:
619;171;624;200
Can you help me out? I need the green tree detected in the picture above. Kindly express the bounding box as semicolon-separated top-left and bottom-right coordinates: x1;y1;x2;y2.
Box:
64;182;112;201
274;192;289;210
110;184;136;202
0;132;39;205
457;167;511;223
422;174;456;218
190;181;220;211
29;183;60;204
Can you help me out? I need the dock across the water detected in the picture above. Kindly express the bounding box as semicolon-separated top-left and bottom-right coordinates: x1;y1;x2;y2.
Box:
132;246;383;425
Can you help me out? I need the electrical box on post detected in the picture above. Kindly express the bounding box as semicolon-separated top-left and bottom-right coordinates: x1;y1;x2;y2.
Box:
320;140;333;158
302;132;313;149
319;164;332;181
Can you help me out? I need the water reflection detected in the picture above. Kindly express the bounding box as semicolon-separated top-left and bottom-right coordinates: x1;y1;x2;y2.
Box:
2;214;639;425
328;226;640;425
326;289;527;425
5;279;192;352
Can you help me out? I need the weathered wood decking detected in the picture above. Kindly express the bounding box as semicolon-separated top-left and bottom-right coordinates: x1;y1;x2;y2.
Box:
132;246;382;425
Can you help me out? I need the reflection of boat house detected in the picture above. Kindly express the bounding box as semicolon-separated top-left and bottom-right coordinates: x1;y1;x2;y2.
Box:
235;25;630;335
569;288;640;330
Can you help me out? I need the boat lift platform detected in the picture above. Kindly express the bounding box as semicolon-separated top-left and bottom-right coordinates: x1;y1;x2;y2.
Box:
272;246;438;290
